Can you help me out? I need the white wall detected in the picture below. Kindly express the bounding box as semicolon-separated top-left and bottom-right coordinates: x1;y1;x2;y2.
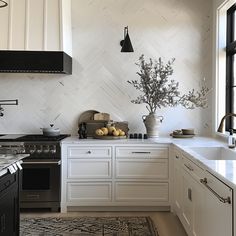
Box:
0;0;213;136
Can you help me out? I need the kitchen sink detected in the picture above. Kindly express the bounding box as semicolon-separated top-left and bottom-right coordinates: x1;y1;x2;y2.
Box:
189;146;236;160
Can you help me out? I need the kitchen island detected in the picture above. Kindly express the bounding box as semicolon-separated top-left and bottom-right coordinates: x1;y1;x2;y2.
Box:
0;154;28;236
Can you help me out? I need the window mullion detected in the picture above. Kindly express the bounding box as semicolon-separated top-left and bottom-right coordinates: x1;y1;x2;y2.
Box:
226;5;236;131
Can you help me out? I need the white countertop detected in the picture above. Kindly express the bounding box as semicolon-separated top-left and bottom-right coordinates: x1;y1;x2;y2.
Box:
169;137;236;188
61;136;169;145
0;154;29;177
62;135;225;145
175;144;236;188
62;135;236;187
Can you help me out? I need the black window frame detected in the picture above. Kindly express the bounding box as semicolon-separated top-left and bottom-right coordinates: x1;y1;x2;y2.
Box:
226;4;236;131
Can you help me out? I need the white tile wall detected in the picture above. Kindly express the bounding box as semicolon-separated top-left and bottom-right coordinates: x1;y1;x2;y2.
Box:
0;0;213;136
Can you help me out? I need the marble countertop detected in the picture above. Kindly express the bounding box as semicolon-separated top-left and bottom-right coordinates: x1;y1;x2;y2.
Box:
62;135;236;187
174;143;236;188
61;136;225;145
0;154;29;177
61;136;169;145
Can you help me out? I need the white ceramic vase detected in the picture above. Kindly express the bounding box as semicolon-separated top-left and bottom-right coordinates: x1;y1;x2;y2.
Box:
142;112;164;138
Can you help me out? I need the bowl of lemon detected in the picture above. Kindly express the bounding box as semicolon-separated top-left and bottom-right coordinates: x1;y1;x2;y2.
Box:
94;126;126;139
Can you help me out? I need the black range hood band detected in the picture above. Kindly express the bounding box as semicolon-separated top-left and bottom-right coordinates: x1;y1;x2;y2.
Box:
0;51;72;74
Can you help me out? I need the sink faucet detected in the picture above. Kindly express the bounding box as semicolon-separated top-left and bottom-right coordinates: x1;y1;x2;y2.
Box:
217;113;236;132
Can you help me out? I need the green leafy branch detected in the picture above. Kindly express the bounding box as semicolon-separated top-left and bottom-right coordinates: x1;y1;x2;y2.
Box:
127;55;210;113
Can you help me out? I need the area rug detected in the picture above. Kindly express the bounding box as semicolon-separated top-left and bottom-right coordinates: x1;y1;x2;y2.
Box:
20;216;159;236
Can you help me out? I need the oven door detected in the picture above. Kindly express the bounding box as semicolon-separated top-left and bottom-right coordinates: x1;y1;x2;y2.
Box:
20;160;61;203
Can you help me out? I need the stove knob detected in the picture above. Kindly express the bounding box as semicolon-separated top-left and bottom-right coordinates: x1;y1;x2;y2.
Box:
19;147;25;154
36;145;43;154
50;145;56;154
29;145;36;154
43;145;50;153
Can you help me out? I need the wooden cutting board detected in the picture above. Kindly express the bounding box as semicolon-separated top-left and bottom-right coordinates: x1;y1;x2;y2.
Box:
93;113;110;121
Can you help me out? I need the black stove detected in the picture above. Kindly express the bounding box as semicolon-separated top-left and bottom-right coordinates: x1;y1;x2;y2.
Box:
0;134;70;159
0;134;70;211
16;134;69;142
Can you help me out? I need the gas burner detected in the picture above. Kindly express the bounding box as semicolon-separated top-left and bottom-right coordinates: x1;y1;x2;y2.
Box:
16;134;70;142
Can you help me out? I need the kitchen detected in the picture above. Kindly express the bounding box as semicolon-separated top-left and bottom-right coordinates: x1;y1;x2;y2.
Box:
0;0;235;235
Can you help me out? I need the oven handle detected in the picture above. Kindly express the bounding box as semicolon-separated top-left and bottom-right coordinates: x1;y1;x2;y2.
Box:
22;160;61;165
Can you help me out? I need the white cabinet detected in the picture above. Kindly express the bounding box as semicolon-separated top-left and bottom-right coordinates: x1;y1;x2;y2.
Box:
115;146;169;206
172;148;233;236
181;157;205;236
61;146;112;210
202;171;232;236
61;143;170;212
0;0;72;55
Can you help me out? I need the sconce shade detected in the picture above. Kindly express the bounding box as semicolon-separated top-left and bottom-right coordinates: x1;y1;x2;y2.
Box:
120;26;134;52
0;0;8;8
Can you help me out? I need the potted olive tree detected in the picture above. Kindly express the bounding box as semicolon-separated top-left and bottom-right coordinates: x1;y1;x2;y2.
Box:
127;55;209;138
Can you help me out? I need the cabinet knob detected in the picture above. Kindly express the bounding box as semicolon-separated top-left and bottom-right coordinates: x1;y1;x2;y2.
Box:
87;151;91;154
175;155;179;159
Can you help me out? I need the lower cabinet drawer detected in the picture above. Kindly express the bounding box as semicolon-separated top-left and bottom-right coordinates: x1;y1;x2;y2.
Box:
115;182;169;202
67;159;112;179
116;159;168;179
67;182;112;202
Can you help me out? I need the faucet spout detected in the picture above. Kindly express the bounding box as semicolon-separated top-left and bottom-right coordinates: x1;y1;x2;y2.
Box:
217;113;236;132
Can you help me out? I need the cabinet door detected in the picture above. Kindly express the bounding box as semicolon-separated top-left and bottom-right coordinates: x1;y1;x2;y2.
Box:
173;153;182;213
202;172;233;236
0;185;18;236
180;157;206;236
181;169;193;233
192;178;205;236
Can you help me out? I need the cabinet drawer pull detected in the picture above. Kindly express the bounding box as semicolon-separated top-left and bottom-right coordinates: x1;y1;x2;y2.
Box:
184;163;194;171
200;178;231;204
131;151;151;154
175;155;179;159
26;194;40;200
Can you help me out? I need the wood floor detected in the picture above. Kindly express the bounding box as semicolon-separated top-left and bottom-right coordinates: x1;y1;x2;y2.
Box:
21;211;187;236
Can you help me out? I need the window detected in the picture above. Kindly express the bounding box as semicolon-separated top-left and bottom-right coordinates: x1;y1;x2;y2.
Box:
226;4;236;131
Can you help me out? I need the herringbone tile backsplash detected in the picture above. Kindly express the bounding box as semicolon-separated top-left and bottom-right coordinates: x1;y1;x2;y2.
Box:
0;0;212;136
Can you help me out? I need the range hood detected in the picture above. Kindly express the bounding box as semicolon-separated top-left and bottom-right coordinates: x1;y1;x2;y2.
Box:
0;50;72;74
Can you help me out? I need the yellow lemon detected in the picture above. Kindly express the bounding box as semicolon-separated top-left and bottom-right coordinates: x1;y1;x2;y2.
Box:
113;130;120;136
95;129;104;136
108;126;116;135
101;127;109;135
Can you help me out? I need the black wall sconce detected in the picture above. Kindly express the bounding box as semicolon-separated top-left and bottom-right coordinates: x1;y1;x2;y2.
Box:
120;26;134;52
0;0;8;8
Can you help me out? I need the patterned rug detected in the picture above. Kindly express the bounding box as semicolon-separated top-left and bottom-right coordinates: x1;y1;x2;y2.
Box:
20;216;158;236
